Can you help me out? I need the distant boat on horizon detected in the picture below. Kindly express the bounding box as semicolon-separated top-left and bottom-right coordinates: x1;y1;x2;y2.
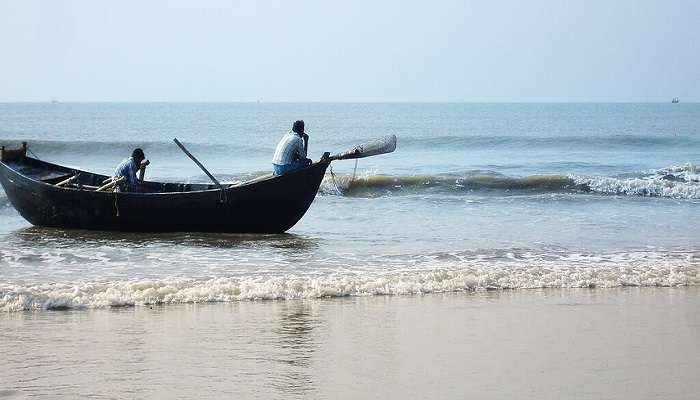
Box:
50;100;59;104
671;98;679;103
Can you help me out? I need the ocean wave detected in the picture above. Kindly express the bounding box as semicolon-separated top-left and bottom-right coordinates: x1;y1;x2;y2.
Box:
2;257;698;311
2;142;698;200
0;139;270;158
398;134;700;149
573;163;700;199
320;172;583;196
320;164;700;199
3;134;697;161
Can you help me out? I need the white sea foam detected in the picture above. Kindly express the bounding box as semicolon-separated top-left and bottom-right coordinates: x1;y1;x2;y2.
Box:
575;176;700;199
3;255;698;312
573;164;700;199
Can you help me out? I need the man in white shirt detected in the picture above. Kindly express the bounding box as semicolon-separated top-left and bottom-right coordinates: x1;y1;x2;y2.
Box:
272;120;311;175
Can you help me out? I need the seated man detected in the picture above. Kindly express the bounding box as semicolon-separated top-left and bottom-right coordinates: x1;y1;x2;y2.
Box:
113;148;149;192
272;120;312;175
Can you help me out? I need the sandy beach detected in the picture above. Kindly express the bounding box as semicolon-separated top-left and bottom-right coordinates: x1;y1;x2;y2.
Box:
2;288;698;399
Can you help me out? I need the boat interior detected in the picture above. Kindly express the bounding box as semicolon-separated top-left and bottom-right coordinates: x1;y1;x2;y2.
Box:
1;144;276;193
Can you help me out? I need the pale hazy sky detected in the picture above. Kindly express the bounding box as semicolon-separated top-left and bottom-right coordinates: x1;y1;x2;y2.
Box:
1;0;698;102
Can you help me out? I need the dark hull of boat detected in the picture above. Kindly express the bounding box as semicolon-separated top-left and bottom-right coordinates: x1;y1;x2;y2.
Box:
0;156;329;233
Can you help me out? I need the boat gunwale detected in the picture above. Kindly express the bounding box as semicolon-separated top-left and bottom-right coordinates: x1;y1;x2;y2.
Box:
0;156;330;197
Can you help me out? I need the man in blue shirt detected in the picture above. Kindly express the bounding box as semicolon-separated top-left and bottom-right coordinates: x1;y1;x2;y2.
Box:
113;148;149;192
272;120;312;175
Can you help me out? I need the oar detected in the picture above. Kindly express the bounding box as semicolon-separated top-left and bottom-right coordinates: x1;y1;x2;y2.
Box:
329;134;397;161
96;176;125;192
173;138;223;190
55;174;79;187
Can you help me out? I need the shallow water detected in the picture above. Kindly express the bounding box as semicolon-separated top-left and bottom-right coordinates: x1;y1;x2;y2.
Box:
1;103;699;311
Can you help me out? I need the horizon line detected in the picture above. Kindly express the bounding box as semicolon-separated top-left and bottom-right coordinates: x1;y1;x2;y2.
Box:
0;100;697;105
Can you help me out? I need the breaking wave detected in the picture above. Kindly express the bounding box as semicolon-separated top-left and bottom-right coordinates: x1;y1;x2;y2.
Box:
321;173;583;196
2;253;698;311
573;164;700;198
320;164;700;199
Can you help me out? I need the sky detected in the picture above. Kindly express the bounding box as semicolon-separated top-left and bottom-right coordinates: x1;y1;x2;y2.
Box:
1;0;698;102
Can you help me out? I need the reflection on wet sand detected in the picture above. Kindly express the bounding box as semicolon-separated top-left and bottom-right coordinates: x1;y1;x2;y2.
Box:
270;303;320;398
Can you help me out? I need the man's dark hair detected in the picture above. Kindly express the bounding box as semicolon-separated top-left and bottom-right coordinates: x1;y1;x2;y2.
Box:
292;120;305;134
132;148;145;160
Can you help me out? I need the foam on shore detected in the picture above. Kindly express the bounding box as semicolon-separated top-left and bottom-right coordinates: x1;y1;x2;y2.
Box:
3;257;698;311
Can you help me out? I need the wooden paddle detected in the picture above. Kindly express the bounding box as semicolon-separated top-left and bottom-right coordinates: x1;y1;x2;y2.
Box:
96;176;125;192
55;174;79;187
173;138;223;190
329;135;397;161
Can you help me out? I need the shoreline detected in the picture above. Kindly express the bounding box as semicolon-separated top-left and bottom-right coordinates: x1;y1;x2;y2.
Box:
3;277;700;313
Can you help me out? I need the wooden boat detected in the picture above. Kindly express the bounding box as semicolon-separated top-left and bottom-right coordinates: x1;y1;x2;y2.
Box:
0;136;396;233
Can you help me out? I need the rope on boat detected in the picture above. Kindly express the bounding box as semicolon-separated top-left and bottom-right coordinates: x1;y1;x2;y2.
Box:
351;159;358;184
329;164;342;195
114;191;120;217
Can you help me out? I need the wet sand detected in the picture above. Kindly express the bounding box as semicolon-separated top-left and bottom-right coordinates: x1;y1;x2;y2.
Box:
2;288;699;399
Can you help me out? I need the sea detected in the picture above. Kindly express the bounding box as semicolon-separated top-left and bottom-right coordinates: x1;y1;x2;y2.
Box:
1;103;699;399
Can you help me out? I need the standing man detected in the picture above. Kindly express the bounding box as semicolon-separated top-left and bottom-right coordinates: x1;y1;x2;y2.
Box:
113;148;150;192
272;120;312;175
